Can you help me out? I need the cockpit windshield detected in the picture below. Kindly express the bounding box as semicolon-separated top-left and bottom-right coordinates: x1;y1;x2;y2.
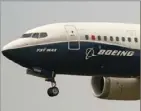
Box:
21;32;48;38
32;33;39;38
40;32;48;38
22;33;32;38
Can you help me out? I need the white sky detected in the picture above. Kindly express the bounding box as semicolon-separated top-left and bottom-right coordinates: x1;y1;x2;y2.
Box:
1;1;140;111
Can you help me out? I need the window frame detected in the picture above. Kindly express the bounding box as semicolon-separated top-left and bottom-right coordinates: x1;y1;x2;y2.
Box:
128;37;131;42
116;36;119;41
110;36;113;41
122;37;125;42
39;32;48;38
134;37;138;43
97;35;101;41
104;36;107;41
22;33;32;38
32;33;40;38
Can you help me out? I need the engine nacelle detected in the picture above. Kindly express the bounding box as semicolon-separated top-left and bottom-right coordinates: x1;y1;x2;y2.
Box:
91;76;140;100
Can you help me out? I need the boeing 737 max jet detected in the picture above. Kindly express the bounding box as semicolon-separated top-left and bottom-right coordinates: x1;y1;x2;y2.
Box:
2;22;140;100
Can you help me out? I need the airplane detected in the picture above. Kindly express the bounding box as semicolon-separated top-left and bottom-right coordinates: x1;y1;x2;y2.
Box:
2;22;140;100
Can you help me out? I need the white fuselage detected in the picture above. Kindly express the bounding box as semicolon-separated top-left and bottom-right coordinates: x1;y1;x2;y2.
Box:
2;22;140;77
2;22;140;51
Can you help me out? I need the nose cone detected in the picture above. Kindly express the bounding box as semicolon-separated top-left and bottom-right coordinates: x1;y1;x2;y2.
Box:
2;42;13;51
2;43;28;68
2;39;25;59
2;39;23;62
2;40;34;68
2;49;9;57
2;39;35;68
2;45;15;60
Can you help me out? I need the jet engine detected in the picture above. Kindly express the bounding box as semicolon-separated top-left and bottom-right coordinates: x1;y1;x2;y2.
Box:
91;76;140;100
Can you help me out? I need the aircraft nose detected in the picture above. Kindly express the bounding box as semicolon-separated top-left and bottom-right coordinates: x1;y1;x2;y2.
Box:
2;45;15;60
1;40;22;61
1;39;23;58
1;43;29;67
1;39;36;68
2;49;9;57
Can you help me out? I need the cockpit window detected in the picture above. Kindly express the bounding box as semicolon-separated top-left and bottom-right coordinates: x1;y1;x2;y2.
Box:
40;32;48;38
21;32;47;38
22;33;32;38
32;33;39;38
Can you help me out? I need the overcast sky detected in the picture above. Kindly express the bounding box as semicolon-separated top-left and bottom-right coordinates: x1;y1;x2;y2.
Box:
1;1;140;111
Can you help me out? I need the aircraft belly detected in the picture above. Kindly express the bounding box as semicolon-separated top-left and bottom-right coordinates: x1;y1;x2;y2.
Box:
82;56;139;77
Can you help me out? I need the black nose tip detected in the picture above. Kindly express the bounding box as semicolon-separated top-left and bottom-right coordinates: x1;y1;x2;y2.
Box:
1;50;5;55
2;49;17;62
2;49;12;59
2;50;7;56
